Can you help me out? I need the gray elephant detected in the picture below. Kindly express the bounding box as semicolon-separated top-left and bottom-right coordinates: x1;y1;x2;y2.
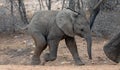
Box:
26;8;92;65
104;32;120;63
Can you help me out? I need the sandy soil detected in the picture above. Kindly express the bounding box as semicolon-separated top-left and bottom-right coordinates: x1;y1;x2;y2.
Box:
0;65;120;70
0;34;119;69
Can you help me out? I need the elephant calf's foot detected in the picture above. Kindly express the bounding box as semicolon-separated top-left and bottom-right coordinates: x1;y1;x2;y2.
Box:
31;56;40;65
74;59;85;65
75;61;85;66
44;53;57;62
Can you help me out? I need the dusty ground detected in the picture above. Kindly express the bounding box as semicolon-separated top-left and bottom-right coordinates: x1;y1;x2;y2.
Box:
0;34;119;70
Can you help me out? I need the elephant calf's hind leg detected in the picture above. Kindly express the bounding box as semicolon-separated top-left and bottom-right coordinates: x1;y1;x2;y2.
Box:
31;34;47;65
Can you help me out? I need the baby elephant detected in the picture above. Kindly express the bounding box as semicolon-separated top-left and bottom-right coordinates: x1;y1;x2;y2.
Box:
26;9;92;65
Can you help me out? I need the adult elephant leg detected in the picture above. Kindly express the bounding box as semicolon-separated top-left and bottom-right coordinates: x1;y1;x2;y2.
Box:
44;38;61;62
31;33;47;65
104;32;120;63
65;37;84;65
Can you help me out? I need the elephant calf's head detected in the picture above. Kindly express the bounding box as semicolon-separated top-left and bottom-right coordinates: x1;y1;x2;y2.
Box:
73;14;90;37
56;9;92;59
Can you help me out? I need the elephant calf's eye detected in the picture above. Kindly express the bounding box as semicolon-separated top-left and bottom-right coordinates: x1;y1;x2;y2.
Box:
80;29;84;32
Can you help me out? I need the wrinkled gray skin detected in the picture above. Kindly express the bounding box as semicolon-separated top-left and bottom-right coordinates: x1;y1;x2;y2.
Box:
104;32;120;63
26;9;92;65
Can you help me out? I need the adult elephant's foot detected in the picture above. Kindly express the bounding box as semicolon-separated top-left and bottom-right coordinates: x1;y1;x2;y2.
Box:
31;56;40;65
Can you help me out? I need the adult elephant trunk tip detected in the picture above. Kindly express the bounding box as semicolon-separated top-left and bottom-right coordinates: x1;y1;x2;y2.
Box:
85;35;92;59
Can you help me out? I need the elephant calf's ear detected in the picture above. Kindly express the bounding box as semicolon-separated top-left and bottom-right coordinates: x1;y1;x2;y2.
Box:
56;10;75;37
70;13;79;21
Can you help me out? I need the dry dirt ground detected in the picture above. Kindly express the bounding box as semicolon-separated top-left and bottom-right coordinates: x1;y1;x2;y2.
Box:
0;34;119;70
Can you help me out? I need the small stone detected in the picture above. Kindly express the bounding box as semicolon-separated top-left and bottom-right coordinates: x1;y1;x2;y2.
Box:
103;61;107;64
14;36;19;38
23;40;27;44
61;61;70;64
83;53;87;56
17;49;22;52
30;55;33;57
32;45;35;48
25;40;34;47
30;51;34;54
91;61;95;64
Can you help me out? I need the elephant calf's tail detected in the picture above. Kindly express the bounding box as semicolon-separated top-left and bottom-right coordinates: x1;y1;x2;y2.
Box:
16;25;29;34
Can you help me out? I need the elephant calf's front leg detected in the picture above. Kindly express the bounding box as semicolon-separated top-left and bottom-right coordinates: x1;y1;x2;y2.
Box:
65;37;84;65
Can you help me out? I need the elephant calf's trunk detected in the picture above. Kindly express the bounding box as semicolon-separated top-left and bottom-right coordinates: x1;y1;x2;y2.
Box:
86;35;92;59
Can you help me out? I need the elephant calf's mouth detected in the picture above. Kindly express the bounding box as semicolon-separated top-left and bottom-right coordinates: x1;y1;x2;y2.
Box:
77;34;83;38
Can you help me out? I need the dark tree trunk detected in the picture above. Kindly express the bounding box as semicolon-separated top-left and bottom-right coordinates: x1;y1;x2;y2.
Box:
10;0;14;15
69;0;75;10
38;0;45;10
9;0;15;32
74;0;81;12
18;0;29;24
77;0;81;10
104;32;120;63
48;0;51;10
62;0;65;9
46;0;51;10
69;0;81;12
38;0;41;9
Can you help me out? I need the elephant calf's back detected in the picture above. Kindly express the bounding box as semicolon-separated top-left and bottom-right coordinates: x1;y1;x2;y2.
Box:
32;11;58;25
28;11;59;34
